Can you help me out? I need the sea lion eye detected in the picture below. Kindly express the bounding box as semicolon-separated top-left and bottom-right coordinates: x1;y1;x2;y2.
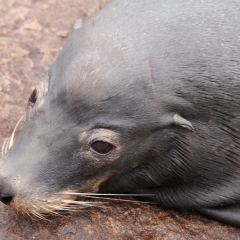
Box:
90;141;113;155
28;89;37;107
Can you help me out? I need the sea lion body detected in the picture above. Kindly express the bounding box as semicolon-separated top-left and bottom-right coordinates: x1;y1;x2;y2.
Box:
1;0;240;226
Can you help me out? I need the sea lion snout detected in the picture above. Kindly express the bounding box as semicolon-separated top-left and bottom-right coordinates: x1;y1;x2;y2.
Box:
0;181;14;205
0;163;16;206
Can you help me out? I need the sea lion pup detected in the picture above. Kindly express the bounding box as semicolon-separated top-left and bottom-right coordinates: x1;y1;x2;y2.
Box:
0;0;240;226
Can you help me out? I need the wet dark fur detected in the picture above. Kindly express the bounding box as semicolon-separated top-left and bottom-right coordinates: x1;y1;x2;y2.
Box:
1;0;240;226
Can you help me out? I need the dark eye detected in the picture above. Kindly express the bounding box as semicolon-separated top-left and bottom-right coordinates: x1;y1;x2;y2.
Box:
90;141;113;155
28;89;37;107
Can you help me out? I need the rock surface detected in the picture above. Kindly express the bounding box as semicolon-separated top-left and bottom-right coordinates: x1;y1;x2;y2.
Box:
0;0;240;239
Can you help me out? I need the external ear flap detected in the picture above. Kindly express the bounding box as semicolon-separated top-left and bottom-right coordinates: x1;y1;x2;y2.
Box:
174;113;194;131
73;18;83;30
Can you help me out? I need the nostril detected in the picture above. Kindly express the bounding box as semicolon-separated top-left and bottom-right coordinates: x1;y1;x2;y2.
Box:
0;186;15;205
0;194;14;205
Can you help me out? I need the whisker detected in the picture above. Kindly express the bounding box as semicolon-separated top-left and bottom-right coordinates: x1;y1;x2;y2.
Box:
1;138;9;157
8;114;25;149
1;114;25;157
31;211;42;220
56;192;158;204
26;212;34;220
41;206;66;217
33;205;40;210
58;192;155;197
58;206;82;211
59;203;86;208
62;200;108;209
72;195;158;205
64;204;95;210
62;200;105;205
1;139;5;157
49;205;80;212
32;210;50;221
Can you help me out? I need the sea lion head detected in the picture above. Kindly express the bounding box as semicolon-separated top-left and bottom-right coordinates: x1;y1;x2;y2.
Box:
1;0;184;213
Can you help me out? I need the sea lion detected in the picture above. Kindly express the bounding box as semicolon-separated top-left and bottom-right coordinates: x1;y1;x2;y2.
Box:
0;0;240;227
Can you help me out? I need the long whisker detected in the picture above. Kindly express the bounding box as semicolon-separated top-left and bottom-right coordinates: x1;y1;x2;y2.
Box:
1;114;25;157
8;114;25;149
58;193;155;197
31;211;45;220
61;200;107;209
59;205;85;210
72;195;158;204
33;205;40;210
26;212;34;220
41;206;66;217
63;203;98;209
1;138;9;158
48;205;80;212
32;210;50;221
56;192;158;204
62;200;105;205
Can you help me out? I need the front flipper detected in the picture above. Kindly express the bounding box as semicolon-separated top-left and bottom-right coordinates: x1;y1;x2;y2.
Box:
198;204;240;227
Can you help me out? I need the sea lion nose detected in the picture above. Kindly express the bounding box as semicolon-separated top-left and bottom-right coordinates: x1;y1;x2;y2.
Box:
0;190;14;205
0;183;14;205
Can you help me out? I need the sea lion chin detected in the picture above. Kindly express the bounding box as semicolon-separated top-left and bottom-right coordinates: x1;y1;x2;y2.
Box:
1;0;240;227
